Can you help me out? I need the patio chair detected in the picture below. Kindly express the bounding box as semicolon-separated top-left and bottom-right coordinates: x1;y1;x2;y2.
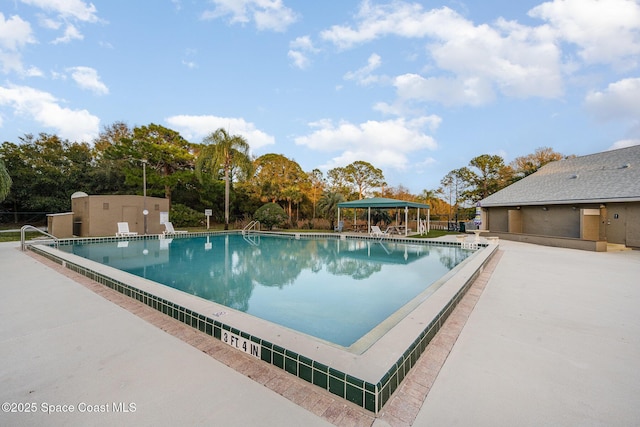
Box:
163;222;188;236
370;225;390;237
116;222;138;237
334;221;344;232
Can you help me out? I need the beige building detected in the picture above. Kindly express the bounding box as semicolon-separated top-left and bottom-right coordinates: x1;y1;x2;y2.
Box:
70;194;169;237
480;145;640;251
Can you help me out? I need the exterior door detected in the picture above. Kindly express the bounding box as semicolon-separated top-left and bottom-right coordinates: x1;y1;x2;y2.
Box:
122;206;140;234
606;205;626;245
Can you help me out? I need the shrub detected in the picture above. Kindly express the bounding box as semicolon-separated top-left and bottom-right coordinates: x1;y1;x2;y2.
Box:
170;203;203;227
253;203;288;230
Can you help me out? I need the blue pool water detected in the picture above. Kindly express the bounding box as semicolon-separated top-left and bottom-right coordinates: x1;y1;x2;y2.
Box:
61;234;473;347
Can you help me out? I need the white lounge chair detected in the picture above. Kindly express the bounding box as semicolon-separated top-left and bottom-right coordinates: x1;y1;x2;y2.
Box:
163;222;188;236
370;225;390;237
116;222;137;237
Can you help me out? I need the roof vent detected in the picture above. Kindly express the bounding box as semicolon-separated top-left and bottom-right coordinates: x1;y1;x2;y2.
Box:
620;163;631;169
570;174;579;179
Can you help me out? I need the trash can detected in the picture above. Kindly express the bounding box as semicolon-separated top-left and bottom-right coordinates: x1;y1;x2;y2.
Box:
459;221;466;232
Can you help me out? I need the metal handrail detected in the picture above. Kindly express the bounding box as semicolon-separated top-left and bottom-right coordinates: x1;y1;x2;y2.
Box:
242;220;260;235
20;225;59;251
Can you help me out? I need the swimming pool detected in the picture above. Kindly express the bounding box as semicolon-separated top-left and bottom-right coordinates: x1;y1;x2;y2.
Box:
58;234;473;348
30;232;498;413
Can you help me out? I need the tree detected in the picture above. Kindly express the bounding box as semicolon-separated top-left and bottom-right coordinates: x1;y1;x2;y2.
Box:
91;121;134;194
0;158;11;202
466;154;513;200
93;121;132;160
253;203;288;230
103;124;194;205
326;167;351;198
251;154;306;221
369;209;392;226
418;188;449;220
307;168;325;220
343;160;385;199
317;191;344;230
510;147;566;180
196;128;252;230
439;168;470;226
0;134;93;215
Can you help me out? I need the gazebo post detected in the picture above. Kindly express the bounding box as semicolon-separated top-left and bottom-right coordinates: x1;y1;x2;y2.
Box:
405;206;409;236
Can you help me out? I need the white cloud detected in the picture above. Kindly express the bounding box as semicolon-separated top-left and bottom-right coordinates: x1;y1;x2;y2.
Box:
0;13;36;74
67;66;108;95
165;114;276;150
287;50;309;69
586;78;640;147
585;78;640;121
289;35;315;51
20;0;99;23
201;0;298;32
320;2;563;105
393;73;496;107
344;53;385;86
428;18;563;99
294;117;438;170
51;23;83;44
529;0;640;69
320;1;443;49
21;0;101;45
0;84;100;141
288;36;318;69
0;13;36;50
608;139;640;150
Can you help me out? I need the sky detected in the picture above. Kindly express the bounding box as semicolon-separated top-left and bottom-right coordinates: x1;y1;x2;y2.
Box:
1;0;639;193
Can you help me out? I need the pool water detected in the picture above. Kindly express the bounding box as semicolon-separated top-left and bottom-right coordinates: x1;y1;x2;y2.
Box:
61;234;473;347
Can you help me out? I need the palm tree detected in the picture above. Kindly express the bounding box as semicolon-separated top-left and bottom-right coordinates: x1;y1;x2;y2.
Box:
0;159;11;202
318;191;344;230
196;128;252;230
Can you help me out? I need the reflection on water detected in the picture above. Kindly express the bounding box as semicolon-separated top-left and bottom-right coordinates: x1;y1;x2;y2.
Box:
61;235;473;347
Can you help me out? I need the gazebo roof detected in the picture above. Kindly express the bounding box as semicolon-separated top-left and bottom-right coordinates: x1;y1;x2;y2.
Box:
337;197;430;209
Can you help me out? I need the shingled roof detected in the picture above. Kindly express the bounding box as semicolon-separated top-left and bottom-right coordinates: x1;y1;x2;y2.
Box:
480;145;640;207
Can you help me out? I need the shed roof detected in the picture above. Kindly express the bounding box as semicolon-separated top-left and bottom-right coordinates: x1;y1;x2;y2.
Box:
480;145;640;207
338;197;430;209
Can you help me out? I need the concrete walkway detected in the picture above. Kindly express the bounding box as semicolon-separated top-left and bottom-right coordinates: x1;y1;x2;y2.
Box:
416;240;640;426
1;239;639;426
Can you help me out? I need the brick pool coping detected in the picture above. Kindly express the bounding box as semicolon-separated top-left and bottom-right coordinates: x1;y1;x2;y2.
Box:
26;246;502;426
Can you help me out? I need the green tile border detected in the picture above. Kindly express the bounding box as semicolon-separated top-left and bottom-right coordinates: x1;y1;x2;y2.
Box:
28;233;495;414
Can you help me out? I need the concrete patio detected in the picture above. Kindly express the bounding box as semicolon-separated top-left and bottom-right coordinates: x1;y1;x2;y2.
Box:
1;237;638;426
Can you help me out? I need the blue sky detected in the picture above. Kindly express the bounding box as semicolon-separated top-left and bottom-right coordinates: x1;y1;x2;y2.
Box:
1;0;639;193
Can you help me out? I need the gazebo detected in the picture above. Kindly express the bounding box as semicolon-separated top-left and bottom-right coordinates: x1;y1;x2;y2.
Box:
337;197;430;236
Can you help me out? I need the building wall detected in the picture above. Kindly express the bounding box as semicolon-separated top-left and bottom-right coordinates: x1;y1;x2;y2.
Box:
486;202;639;249
72;195;169;237
628;202;640;247
521;205;580;238
606;202;640;247
486;208;509;232
47;212;74;238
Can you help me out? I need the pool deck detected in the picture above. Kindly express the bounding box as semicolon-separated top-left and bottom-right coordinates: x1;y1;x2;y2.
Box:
1;237;639;426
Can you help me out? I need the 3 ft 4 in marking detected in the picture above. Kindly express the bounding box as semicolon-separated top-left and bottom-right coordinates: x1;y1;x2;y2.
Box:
221;331;261;359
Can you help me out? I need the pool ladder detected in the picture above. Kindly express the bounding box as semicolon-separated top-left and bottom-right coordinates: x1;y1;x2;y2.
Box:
20;225;59;251
242;220;260;235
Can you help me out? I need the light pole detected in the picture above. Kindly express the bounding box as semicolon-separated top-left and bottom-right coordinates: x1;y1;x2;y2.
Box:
142;159;148;235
